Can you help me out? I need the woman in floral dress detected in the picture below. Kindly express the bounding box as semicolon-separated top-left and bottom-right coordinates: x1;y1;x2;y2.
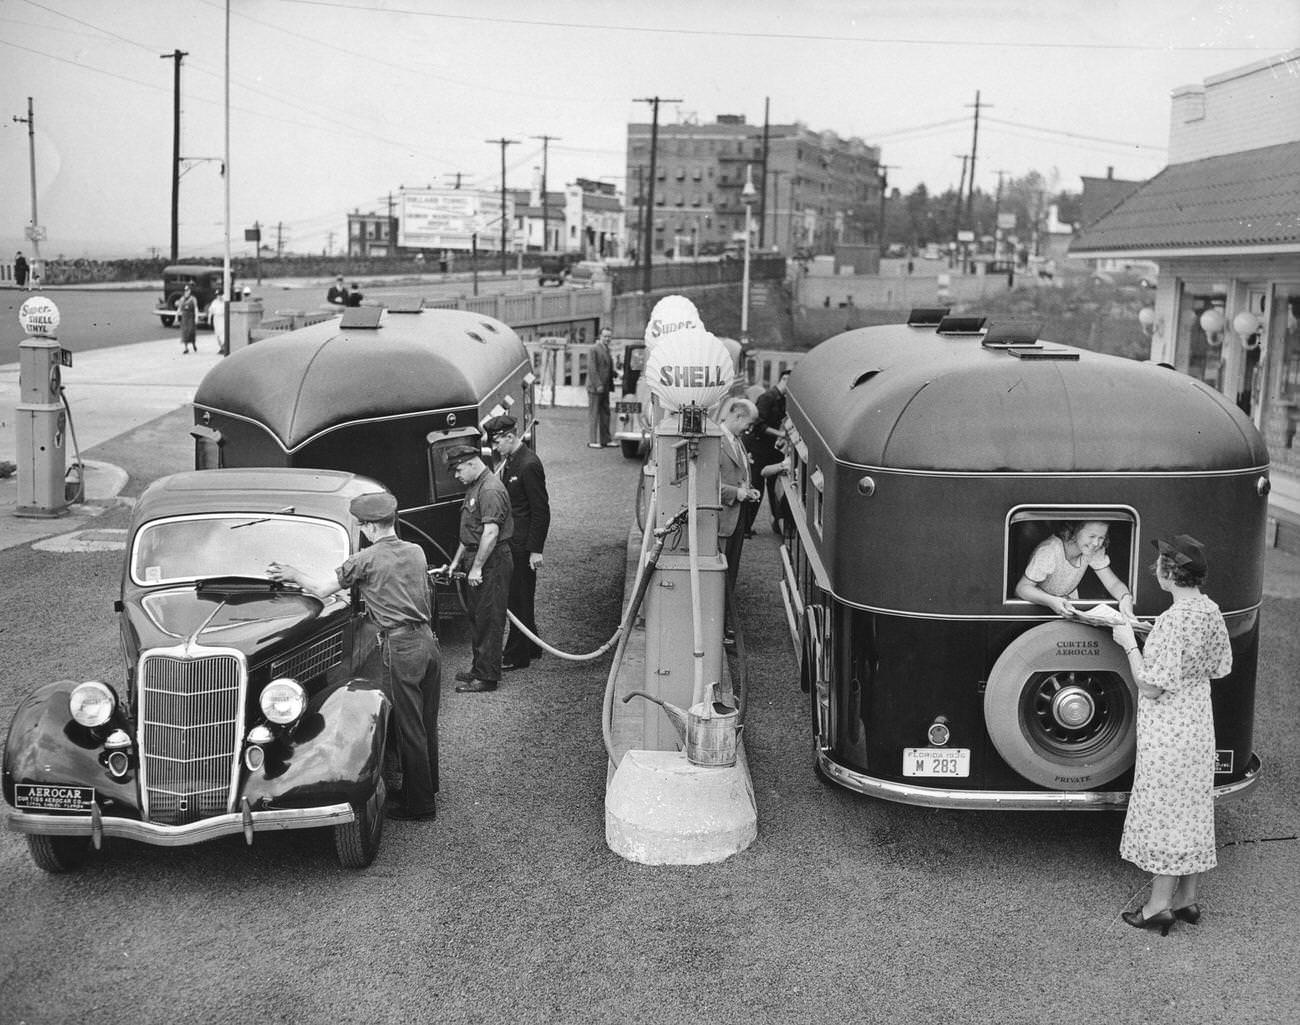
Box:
1110;534;1232;934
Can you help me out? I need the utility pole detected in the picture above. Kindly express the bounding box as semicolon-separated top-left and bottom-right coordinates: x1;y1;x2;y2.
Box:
160;49;188;262
992;169;1009;264
635;96;680;294
12;97;45;285
758;97;770;248
276;221;285;258
876;165;897;251
444;172;467;189
767;169;785;252
965;91;987;235
953;153;969;236
486;137;518;275
532;134;560;252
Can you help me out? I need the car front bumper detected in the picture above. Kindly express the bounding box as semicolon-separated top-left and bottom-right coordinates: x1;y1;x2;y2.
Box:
3;799;354;847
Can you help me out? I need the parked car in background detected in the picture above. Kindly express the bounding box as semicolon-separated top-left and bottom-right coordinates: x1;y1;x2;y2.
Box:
566;261;609;286
153;264;232;328
538;252;582;286
2;468;395;872
612;339;651;459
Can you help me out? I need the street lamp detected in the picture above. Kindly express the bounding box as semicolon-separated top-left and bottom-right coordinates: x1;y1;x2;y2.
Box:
740;163;758;343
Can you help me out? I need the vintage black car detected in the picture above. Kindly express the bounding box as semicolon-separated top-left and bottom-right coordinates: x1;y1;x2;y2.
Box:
2;468;393;872
154;263;232;328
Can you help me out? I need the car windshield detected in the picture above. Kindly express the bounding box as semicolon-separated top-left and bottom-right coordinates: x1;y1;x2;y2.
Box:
131;514;349;586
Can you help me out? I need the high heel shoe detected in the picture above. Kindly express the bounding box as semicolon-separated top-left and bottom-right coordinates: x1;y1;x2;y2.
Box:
1122;908;1176;936
1172;903;1202;925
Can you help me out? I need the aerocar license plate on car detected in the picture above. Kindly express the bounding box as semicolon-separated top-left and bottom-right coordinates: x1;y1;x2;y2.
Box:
615;401;641;414
14;784;95;811
902;748;970;777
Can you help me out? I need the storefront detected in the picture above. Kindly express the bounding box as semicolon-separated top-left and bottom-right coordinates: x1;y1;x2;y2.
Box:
1071;50;1300;550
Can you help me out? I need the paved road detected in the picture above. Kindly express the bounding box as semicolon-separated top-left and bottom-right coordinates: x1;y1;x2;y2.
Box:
0;271;565;364
1;391;1298;1024
1;324;1297;1023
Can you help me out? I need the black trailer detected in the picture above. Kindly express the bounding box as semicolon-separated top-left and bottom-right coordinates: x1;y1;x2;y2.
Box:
781;313;1269;809
191;307;536;567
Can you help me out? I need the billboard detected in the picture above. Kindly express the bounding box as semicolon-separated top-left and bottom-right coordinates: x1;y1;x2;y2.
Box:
398;188;513;250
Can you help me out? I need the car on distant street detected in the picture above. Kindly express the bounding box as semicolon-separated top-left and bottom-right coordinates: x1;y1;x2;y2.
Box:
2;468;395;873
538;252;581;286
611;340;651;459
153;263;232;328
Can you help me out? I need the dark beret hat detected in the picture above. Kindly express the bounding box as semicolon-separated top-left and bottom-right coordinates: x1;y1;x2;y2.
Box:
444;443;481;467
1152;533;1207;574
483;415;517;438
349;491;397;521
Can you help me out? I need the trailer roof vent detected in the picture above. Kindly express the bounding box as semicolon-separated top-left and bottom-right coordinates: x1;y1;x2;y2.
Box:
386;298;425;314
907;307;950;328
479;321;500;334
465;330;487;344
936;315;987;336
982;321;1042;348
850;369;881;390
339;306;384;329
1007;345;1079;361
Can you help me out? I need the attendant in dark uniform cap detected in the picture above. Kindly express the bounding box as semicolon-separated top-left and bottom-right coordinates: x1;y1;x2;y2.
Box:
439;444;514;692
485;415;551;670
267;490;441;822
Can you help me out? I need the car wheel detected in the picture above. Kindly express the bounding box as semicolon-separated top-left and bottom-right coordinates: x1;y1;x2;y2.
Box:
27;833;89;873
161;315;175;328
984;621;1137;790
620;439;640;460
334;778;386;869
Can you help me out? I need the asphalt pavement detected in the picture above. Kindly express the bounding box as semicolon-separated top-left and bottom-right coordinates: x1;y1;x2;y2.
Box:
1;331;1298;1023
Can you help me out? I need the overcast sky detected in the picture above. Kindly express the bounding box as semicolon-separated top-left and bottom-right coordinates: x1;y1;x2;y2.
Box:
1;0;1296;260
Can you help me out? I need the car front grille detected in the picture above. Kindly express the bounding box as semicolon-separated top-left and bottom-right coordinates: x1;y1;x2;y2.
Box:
137;650;246;825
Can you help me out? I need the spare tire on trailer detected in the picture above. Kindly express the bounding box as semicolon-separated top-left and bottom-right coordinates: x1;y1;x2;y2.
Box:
984;621;1137;791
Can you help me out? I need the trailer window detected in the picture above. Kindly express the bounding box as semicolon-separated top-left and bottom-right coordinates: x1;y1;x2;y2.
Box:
426;437;473;503
1005;508;1136;604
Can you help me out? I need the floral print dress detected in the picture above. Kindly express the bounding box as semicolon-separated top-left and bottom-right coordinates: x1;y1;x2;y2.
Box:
1120;593;1232;875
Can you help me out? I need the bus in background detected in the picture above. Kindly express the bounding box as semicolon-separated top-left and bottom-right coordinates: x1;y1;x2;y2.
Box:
780;311;1268;809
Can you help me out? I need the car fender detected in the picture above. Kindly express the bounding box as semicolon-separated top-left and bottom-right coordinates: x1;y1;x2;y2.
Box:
2;680;139;811
244;680;391;810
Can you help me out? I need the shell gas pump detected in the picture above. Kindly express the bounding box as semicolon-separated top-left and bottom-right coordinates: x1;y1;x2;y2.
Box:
15;297;71;518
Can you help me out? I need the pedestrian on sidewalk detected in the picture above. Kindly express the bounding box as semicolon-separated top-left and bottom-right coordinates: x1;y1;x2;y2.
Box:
14;252;29;289
587;327;615;448
439;445;513;693
267;491;441;823
486;415;550;672
177;284;199;353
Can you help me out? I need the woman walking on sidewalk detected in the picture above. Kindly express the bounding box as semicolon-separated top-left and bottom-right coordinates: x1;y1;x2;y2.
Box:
177;284;199;353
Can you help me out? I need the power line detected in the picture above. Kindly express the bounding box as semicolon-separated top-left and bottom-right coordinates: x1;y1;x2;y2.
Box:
274;0;1273;53
984;115;1166;152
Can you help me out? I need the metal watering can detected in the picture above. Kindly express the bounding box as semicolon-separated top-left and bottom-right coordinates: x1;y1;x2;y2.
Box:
623;682;742;767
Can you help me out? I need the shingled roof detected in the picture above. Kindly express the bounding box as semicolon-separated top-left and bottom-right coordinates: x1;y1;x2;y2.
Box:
1070;139;1300;256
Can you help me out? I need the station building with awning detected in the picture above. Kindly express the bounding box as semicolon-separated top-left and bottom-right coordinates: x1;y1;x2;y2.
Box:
1070;49;1300;551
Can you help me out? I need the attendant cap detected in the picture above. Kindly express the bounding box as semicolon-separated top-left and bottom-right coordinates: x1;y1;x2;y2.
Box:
349;491;397;521
444;443;481;468
484;415;517;439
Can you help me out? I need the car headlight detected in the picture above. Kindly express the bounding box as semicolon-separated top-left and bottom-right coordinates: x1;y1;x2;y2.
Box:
260;678;306;725
69;681;116;728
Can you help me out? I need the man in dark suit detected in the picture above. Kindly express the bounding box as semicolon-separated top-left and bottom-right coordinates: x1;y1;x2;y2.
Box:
486;416;551;671
751;368;791;532
587;327;616;448
326;275;348;306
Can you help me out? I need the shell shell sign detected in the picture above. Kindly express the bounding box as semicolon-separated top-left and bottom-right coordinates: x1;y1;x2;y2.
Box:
643;327;734;411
